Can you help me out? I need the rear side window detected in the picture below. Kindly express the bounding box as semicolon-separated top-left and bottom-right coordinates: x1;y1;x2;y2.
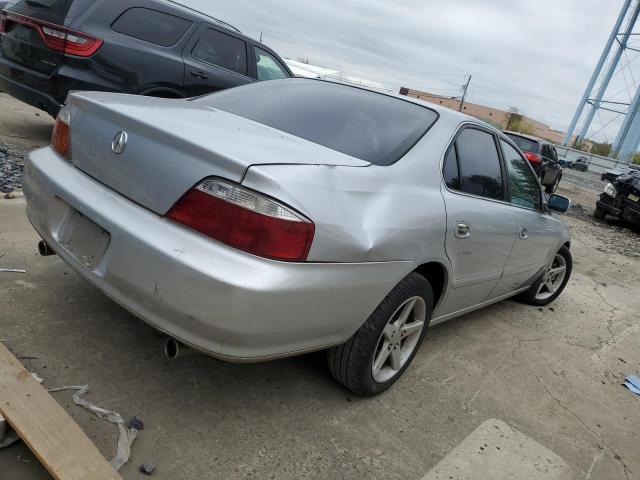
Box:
506;134;540;154
202;80;438;165
112;8;192;47
192;28;247;75
445;128;504;201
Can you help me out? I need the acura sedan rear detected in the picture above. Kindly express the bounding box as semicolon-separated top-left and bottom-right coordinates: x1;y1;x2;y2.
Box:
23;79;573;396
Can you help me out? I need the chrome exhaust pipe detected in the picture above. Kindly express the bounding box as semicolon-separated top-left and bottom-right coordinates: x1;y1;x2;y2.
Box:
38;240;55;257
163;337;196;360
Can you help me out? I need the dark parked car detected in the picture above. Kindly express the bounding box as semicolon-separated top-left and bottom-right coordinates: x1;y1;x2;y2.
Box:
0;0;292;116
567;157;589;172
595;171;640;226
601;164;640;183
504;131;562;193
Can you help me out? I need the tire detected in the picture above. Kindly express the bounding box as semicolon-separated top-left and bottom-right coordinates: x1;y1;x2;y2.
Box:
517;246;572;307
327;273;433;397
545;175;560;194
593;206;607;220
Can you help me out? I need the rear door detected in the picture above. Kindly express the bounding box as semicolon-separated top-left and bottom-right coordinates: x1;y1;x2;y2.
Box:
182;23;254;96
439;126;518;316
0;0;93;74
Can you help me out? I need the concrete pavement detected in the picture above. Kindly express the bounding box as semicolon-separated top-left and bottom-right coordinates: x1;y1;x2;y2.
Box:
1;197;639;479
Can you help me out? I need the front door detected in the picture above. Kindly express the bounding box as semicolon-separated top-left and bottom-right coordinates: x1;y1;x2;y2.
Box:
495;140;557;295
439;127;518;316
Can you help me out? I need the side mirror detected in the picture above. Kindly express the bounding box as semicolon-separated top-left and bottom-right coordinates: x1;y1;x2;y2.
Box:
547;194;571;214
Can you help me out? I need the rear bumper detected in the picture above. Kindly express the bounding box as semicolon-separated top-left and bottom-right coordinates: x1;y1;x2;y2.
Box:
0;68;61;116
597;194;640;224
23;147;414;362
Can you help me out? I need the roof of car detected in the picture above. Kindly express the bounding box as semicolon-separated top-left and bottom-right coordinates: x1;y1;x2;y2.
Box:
502;131;549;144
166;1;242;33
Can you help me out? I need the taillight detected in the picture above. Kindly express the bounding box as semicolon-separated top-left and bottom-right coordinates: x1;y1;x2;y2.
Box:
523;151;542;164
4;12;102;57
51;106;71;160
167;179;315;262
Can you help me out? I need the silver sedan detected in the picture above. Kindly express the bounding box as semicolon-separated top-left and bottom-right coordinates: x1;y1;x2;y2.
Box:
23;79;572;396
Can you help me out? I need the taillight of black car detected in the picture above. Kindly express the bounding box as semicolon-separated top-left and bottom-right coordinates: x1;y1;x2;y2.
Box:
1;11;102;57
167;179;315;262
523;151;542;165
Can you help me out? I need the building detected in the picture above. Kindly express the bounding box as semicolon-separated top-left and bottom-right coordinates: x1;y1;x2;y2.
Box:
400;87;589;149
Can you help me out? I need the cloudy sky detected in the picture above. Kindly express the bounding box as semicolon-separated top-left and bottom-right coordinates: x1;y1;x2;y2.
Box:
183;1;636;141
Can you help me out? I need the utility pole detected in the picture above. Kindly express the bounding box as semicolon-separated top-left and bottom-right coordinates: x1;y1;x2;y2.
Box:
459;75;472;112
259;32;263;43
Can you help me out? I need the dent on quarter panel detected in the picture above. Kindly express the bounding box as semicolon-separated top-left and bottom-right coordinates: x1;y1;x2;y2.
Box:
242;162;450;265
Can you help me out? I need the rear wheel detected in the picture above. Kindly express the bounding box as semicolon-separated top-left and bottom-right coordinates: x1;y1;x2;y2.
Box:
517;246;572;306
327;273;433;396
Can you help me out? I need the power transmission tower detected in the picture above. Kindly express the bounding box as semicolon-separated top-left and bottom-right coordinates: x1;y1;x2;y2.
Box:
563;0;640;162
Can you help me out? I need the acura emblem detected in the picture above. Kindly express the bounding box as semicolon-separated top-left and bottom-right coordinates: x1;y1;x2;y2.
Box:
112;131;128;154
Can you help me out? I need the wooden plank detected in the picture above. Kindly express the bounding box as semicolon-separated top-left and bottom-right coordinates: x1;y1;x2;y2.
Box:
0;343;121;480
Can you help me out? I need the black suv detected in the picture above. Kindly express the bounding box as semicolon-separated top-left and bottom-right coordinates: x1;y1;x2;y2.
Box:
504;131;563;194
0;0;292;116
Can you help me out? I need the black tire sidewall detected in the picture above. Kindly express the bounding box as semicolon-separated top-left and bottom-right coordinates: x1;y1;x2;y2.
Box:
519;246;572;307
355;273;433;396
594;207;606;220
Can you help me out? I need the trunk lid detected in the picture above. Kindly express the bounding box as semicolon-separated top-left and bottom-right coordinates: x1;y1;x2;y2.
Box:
67;92;370;215
0;0;95;74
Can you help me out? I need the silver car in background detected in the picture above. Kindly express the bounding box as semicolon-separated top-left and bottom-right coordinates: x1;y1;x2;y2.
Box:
23;79;572;396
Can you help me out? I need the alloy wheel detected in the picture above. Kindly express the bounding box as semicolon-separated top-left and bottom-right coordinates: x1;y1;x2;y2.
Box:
371;296;426;383
535;254;567;301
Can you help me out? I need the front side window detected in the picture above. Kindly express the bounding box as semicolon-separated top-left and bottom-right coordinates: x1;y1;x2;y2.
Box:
446;128;504;201
255;47;289;80
192;28;247;75
501;140;541;210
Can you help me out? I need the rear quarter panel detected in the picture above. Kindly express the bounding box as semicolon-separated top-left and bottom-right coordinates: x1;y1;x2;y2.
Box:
242;116;459;266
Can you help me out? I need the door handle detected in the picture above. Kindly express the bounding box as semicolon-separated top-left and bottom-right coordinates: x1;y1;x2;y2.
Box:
519;227;529;240
455;222;471;239
191;71;209;80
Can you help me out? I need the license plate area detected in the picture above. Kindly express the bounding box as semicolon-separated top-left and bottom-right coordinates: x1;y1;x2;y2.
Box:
58;210;111;271
628;194;640;202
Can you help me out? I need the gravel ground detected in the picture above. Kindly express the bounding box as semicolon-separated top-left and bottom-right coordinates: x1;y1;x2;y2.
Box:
0;141;27;197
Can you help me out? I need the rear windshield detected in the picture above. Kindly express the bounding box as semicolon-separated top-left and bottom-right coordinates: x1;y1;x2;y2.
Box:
10;0;73;14
200;80;439;165
506;134;540;154
8;0;95;21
